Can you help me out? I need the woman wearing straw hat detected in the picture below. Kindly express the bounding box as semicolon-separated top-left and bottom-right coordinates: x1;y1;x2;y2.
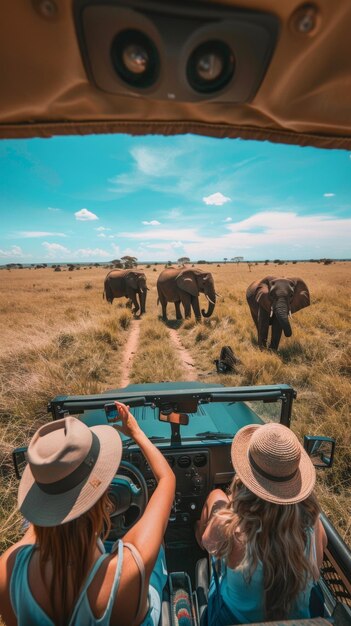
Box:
0;401;176;626
195;422;327;625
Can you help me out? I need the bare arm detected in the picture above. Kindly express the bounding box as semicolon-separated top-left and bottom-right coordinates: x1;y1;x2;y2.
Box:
0;524;37;625
112;402;176;575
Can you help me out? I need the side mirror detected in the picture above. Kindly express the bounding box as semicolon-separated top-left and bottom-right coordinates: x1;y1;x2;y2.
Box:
304;436;335;469
12;446;28;479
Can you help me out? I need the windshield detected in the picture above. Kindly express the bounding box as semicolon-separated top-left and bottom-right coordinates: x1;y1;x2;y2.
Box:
0;133;350;552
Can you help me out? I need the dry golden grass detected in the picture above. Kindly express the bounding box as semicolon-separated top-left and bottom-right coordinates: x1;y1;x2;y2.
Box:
176;262;351;544
0;262;350;556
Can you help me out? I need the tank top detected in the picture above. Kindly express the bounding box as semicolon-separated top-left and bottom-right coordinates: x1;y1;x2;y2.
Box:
9;539;146;626
209;527;317;625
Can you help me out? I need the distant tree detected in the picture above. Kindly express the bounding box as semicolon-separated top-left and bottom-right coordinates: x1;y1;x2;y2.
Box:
223;257;228;263
323;259;333;265
264;260;269;265
94;263;100;267
121;255;137;269
197;260;207;264
292;261;297;264
178;256;190;265
232;256;244;265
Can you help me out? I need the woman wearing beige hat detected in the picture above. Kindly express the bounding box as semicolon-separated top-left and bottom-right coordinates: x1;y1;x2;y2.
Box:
195;422;327;625
0;401;175;626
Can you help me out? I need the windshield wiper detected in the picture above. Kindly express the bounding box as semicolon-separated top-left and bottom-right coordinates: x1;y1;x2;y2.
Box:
122;435;166;447
196;431;233;440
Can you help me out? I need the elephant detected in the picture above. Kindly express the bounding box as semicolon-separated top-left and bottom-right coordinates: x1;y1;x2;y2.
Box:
103;269;147;315
157;268;216;321
246;276;310;350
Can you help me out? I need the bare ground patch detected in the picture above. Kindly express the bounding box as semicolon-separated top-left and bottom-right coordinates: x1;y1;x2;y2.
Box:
167;327;198;381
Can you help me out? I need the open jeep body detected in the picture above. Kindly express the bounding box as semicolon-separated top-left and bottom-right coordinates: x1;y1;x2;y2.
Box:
47;383;351;624
2;0;351;624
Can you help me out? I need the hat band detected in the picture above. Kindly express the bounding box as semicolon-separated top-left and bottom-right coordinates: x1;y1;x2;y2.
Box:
36;432;100;495
249;452;298;483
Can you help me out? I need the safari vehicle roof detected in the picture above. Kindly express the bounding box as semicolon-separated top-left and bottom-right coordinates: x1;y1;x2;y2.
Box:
1;0;351;149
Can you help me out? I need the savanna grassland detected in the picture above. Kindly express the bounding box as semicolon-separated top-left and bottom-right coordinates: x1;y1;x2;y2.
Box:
0;261;350;555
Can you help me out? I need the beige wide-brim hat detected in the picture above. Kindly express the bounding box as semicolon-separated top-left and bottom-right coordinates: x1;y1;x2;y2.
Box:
18;416;122;526
231;423;316;505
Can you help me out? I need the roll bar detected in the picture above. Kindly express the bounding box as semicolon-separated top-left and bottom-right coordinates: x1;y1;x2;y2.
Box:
47;384;296;426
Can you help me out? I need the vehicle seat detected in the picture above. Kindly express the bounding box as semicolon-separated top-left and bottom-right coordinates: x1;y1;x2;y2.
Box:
194;558;336;626
161;585;172;626
195;557;210;622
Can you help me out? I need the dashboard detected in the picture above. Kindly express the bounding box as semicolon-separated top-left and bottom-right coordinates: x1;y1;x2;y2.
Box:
122;443;234;524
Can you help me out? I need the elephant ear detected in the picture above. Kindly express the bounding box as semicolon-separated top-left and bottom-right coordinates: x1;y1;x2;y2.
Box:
176;271;199;297
255;277;274;313
125;271;139;290
290;278;310;313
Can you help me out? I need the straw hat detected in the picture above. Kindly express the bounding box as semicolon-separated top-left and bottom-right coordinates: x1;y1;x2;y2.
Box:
18;416;122;526
231;423;316;505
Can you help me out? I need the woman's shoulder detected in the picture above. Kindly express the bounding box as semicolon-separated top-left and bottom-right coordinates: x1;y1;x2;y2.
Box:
202;510;242;553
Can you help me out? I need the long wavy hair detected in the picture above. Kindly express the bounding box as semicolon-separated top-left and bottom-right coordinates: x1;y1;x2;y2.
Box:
210;476;320;620
34;491;112;626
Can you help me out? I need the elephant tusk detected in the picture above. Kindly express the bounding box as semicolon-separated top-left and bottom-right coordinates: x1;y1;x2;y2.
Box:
215;292;221;298
270;308;273;318
289;310;292;318
205;294;216;306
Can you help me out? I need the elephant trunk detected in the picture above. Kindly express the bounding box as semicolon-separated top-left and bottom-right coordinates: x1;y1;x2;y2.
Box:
202;293;216;318
139;288;147;314
274;299;292;337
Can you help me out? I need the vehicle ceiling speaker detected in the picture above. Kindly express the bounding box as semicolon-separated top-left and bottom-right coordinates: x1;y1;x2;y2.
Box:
74;0;279;103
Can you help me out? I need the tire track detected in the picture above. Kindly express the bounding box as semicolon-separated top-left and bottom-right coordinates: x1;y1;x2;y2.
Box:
119;320;142;388
103;319;142;390
167;327;199;381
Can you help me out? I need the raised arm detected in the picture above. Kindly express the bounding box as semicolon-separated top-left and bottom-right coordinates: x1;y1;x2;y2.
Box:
112;401;176;575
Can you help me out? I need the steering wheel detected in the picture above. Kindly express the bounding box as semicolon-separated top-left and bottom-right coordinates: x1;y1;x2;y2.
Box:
107;460;149;541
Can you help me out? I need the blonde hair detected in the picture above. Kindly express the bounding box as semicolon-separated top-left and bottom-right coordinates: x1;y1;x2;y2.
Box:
34;491;112;626
211;476;320;620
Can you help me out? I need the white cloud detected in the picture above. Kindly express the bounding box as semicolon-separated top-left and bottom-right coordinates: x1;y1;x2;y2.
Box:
42;242;110;260
74;208;99;221
42;242;70;257
223;217;232;222
96;226;111;231
16;231;67;238
0;245;25;258
130;146;182;177
48;207;60;212
183;211;351;259
119;228;199;242
203;192;231;206
75;248;110;258
323;193;335;197
142;220;161;226
97;233;106;238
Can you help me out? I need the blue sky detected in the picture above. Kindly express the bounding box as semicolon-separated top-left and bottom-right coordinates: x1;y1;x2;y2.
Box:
1;134;350;263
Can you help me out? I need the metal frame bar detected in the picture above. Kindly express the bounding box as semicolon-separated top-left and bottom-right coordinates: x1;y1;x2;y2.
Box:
48;384;296;426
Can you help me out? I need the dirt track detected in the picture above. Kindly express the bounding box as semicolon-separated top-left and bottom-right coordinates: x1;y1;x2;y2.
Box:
116;319;199;387
119;320;142;388
167;327;198;381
